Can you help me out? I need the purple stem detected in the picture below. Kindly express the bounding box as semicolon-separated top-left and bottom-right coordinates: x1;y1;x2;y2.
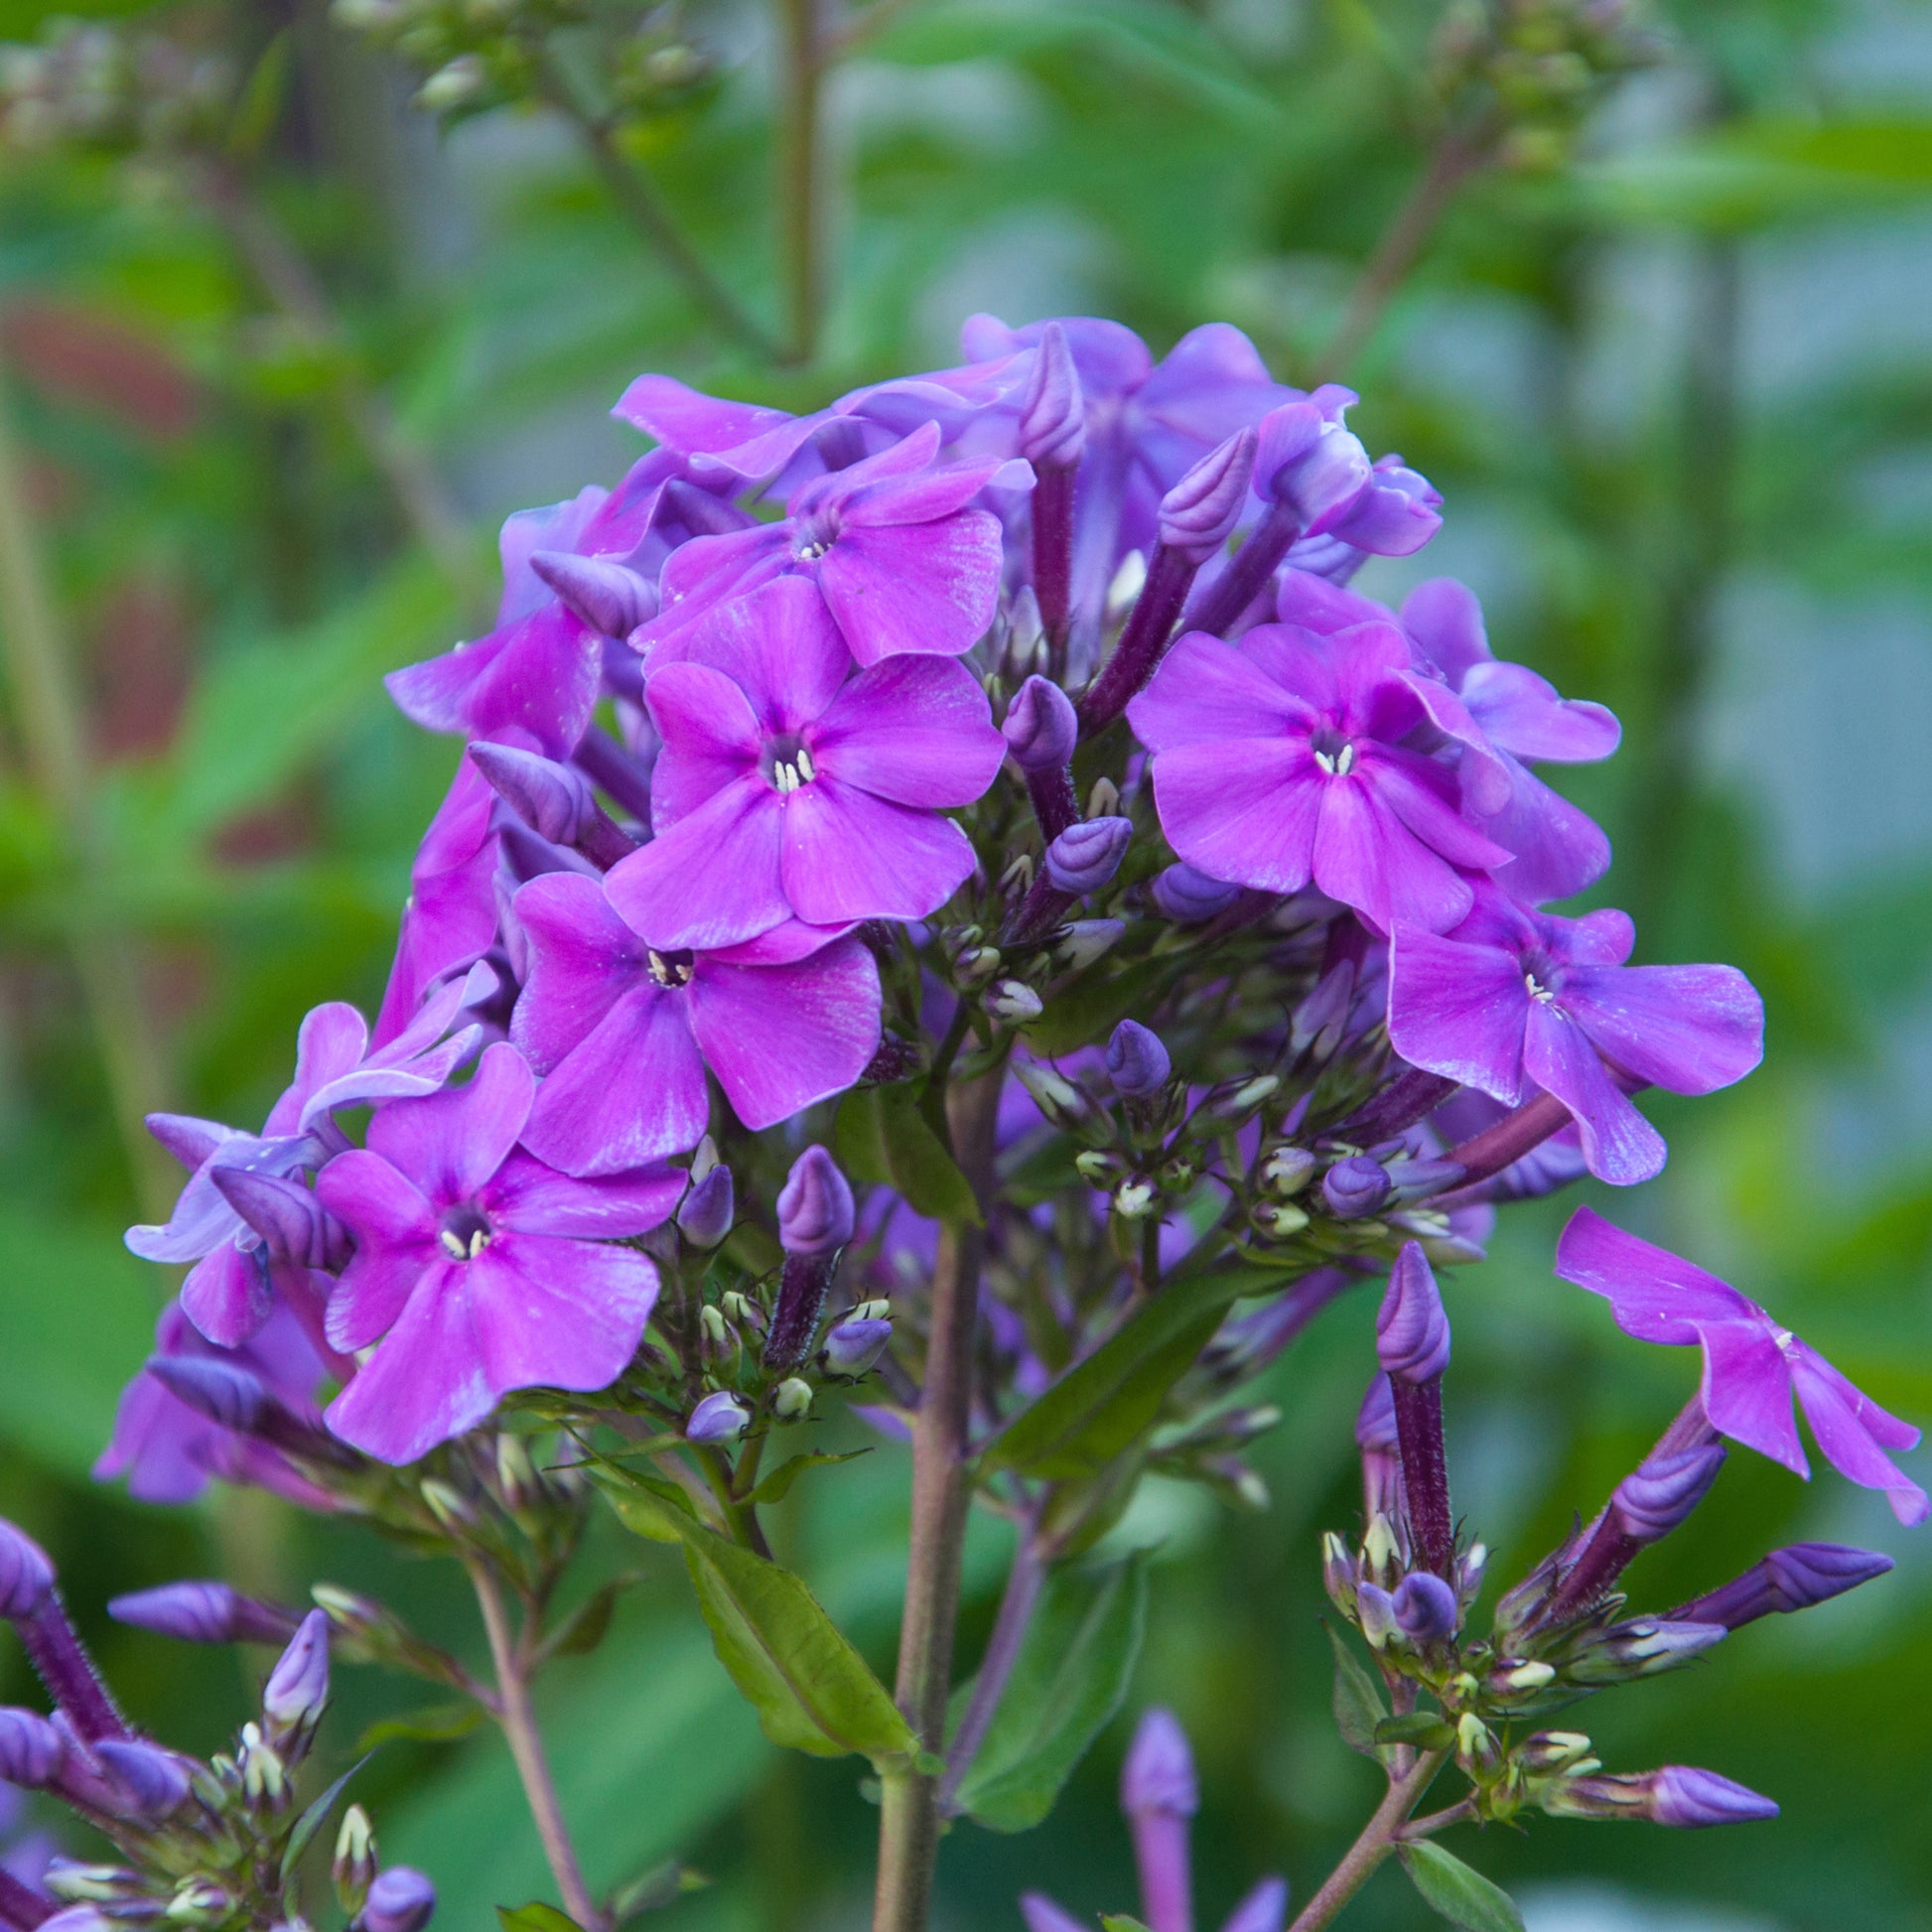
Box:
1180;499;1302;641
1336;1070;1459;1148
1077;543;1199;736
937;1522;1046;1814
1032;465;1075;654
1436;1091;1571;1192
0;1869;52;1930
18;1595;129;1745
1025;765;1079;845
1000;876;1076;949
1131;1808;1193;1932
1389;1380;1453;1577
762;1253;839;1372
573;728;655;824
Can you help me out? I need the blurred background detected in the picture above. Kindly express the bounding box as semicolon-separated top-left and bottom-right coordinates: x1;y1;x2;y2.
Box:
0;0;1928;1925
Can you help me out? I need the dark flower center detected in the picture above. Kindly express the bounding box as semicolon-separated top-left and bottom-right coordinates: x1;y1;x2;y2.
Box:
761;733;817;795
438;1202;492;1261
792;510;840;564
648;948;696;989
1310;725;1356;776
1522;945;1564;1005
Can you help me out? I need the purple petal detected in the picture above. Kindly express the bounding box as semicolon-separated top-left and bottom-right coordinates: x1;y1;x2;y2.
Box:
316;1152;439;1350
1312;777;1474;936
324;1260;491;1463
272;1004;371;1134
1019;1896;1089;1932
612;374;794;459
1564;962;1764;1098
1128;631;1319;752
1400;578;1490;683
639;528;790;656
180;1243;272;1349
1523;1005;1666;1184
469;1234;659;1402
1462;660;1620;764
808;657;1004;806
510;873;642;1069
642;663;764;829
1359;745;1514;872
144;1113;233;1173
604;779;789;952
1276;568;1390;636
1147;741;1321;895
1386;927;1531;1103
496;485;607;624
1701;1321;1808;1476
672;576;854;737
365;1041;534;1209
1554;1207;1751;1339
780;779;978;925
483;1153;684;1238
1481;758;1613;905
1221;1877;1290;1932
814;513;1003;665
1239;624;1344;714
1790;1345;1926;1522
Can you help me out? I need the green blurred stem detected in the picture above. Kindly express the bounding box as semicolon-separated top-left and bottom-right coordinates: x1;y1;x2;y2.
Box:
936;1505;1046;1814
696;1443;772;1557
775;0;826;363
1285;1748;1449;1932
0;362;174;1218
874;1067;1005;1932
466;1557;607;1932
198;161;485;614
534;55;781;364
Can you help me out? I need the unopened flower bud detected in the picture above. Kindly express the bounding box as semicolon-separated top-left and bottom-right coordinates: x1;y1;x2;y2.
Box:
1186;1073;1279;1137
238;1720;289;1807
1392;1572;1458;1644
1085;776;1121;820
777;1147;854;1259
1157;428;1258;563
1251;1201;1310;1239
335;1804;378;1916
988;979;1043;1024
1105;1020;1170;1098
493;1435;540;1515
356;1866;436;1932
210;1168;348;1270
1567;1617;1726;1686
0;1706;64;1786
1375;1244;1449;1386
687;1392;751;1445
675;1164;734;1248
1545;1765;1777;1829
470;742;596;847
0;1519;55;1618
96;1739;192;1820
169;1878;235;1924
1255;397;1373;530
1354;1581;1398;1648
823;1318;892;1378
1321;1533;1358;1613
955;945;1002;986
698;1304;733;1356
418;1480;478;1534
1121;1708;1196;1817
1488;1658;1556;1696
720;1290;763;1330
1018;323;1085;471
1262;1145;1316;1195
1113;1176;1159;1220
46;1863;143;1906
528;550;655;638
1455;1712;1499;1773
263;1609;331;1739
1356;1372;1399;1455
1519;1730;1595;1775
1611;1443;1726;1545
772;1378;813;1421
1075;1150;1125;1185
416;53;484;110
1361;1512;1400;1582
1053;918;1124;969
1323;1155;1392;1221
1001;675;1078;772
1014;1061;1094;1132
1044;816;1132;896
1151;862;1238;923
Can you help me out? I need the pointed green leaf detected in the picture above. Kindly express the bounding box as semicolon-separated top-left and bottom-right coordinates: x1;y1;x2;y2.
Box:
954;1553;1149;1833
1102;1916;1153;1931
595;1465;703;1545
750;1449;872;1507
546;1580;629;1660
355;1704;487;1753
835;1083;981;1225
278;1752;370;1885
1397;1843;1526;1932
1324;1622;1390;1761
1374;1713;1456;1749
496;1905;585;1932
610;1862;710;1923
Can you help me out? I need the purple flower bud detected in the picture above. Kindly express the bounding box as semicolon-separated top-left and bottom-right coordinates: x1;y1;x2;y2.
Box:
1680;1543;1894;1630
1392;1571;1458;1644
1157;428;1258;563
471;741;596;847
1567;1617;1727;1685
686;1392;752;1445
210;1169;348;1271
677;1165;735;1250
1121;1708;1197;1817
1044;816;1132;896
777;1147;854;1260
39;1907;116;1932
1002;676;1078;772
1610;1444;1726;1544
263;1610;331;1734
1105;1021;1171;1098
0;1707;64;1786
1376;1244;1449;1385
528;550;655;638
1254;395;1373;531
823;1316;893;1378
1355;1372;1399;1453
94;1739;192;1820
1354;1581;1398;1647
356;1866;437;1932
1649;1766;1780;1829
1324;1155;1392;1222
1151;862;1239;923
1018;323;1084;472
109;1581;302;1648
0;1520;55;1619
145;1355;268;1433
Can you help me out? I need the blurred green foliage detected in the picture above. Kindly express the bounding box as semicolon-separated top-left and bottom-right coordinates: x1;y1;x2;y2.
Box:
0;0;1929;1926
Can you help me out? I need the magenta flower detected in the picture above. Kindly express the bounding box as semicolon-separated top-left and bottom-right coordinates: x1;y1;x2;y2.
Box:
1556;1207;1926;1525
1126;621;1511;933
509;871;881;1175
316;1044;680;1463
609;579;1004;951
637;424;1018;668
1387;888;1763;1184
127;987;480;1346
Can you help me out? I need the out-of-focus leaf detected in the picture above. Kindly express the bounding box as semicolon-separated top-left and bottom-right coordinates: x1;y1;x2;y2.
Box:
1374;1712;1455;1749
355;1704;487;1752
953;1552;1148;1832
1325;1622;1390;1761
1397;1843;1526;1932
835;1082;981;1225
1024;954;1180;1057
610;1862;709;1923
749;1449;871;1506
497;1905;584;1932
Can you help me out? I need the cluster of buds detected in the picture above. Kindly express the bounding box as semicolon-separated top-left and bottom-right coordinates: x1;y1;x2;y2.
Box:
1320;1248;1892;1834
0;1519;432;1932
0;20;230;159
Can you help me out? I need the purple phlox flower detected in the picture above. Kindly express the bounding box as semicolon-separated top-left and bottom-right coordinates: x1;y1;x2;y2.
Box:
1388;886;1763;1185
1127;621;1512;934
316;1043;682;1463
636;422;1025;669
508;873;882;1177
1556;1207;1927;1525
613;579;1005;949
1281;457;1443;587
1252;391;1441;556
94;1301;333;1508
127;988;480;1346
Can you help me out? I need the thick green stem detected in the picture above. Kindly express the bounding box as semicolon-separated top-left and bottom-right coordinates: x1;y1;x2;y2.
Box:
775;0;826;363
1285;1749;1448;1932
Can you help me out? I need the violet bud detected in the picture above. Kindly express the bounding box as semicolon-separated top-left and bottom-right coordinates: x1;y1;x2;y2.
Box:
1392;1572;1459;1644
823;1317;893;1378
0;1519;55;1618
1680;1543;1894;1630
210;1168;347;1271
529;550;655;638
1054;919;1125;970
1002;676;1078;772
1121;1708;1197;1817
1323;1155;1392;1221
0;1706;65;1787
1157;427;1258;563
1354;1581;1398;1648
109;1581;301;1648
1567;1617;1727;1686
1018;323;1084;472
1254;396;1372;531
1356;1372;1398;1454
1375;1244;1450;1386
356;1866;437;1932
1610;1443;1726;1545
144;1355;268;1433
777;1147;854;1260
1151;862;1238;923
686;1392;752;1445
335;1804;378;1916
470;741;594;847
1044;816;1132;896
677;1165;735;1250
1649;1766;1780;1829
94;1740;192;1820
1105;1020;1171;1098
262;1609;331;1737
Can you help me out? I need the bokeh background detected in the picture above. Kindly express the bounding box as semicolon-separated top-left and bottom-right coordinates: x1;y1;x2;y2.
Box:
0;0;1928;1925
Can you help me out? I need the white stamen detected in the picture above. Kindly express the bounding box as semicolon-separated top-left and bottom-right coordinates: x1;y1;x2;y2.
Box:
1525;972;1556;1004
439;1229;467;1260
468;1229;488;1259
1313;742;1356;777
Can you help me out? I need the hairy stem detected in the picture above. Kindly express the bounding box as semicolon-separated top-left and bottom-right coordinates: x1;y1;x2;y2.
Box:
467;1559;605;1932
1285;1748;1448;1932
775;0;826;363
874;1068;1005;1932
937;1511;1047;1813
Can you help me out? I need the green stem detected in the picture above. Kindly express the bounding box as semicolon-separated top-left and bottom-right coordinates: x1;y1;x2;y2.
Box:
695;1444;772;1557
775;0;826;363
1285;1749;1448;1932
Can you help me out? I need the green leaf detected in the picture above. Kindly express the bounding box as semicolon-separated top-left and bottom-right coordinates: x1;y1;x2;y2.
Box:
1397;1843;1526;1932
610;1862;710;1923
750;1449;872;1506
594;1466;703;1545
835;1083;981;1225
355;1705;488;1752
953;1553;1149;1832
497;1905;585;1932
1324;1623;1389;1761
546;1581;629;1660
278;1753;370;1885
1102;1917;1153;1931
1374;1713;1456;1750
982;1260;1295;1479
1023;953;1180;1056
